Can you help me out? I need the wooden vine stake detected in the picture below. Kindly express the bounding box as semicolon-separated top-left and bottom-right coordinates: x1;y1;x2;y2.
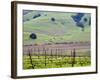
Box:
28;47;35;69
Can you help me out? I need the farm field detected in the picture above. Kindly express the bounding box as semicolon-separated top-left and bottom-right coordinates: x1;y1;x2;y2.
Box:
23;42;91;69
23;10;91;69
23;56;91;69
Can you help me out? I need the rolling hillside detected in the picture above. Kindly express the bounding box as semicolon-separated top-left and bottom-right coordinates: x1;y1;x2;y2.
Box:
23;10;91;45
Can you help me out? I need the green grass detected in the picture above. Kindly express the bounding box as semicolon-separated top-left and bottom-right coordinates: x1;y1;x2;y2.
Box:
23;11;74;22
23;11;91;69
23;26;90;45
23;55;91;69
23;11;91;45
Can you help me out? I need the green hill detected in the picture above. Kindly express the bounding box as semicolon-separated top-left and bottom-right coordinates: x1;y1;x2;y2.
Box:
23;10;91;45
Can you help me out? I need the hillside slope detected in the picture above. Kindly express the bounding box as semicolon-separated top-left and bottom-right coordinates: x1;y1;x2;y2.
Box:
23;10;91;45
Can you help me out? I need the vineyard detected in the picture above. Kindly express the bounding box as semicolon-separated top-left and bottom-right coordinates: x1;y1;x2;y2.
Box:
23;42;91;69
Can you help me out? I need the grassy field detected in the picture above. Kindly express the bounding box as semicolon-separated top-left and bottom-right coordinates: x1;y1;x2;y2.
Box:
23;10;91;45
23;26;90;45
23;10;91;69
23;48;91;69
23;55;91;69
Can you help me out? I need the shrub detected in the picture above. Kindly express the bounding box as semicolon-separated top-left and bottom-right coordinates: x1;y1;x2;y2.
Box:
51;17;55;22
30;33;37;39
